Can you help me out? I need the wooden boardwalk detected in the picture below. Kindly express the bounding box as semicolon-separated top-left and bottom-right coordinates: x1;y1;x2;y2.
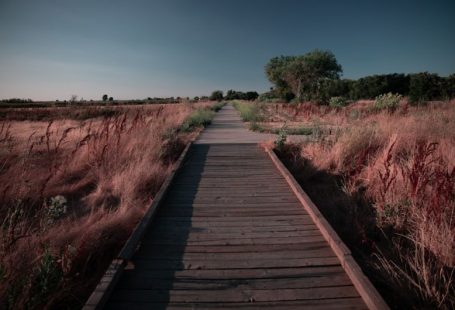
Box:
85;105;387;309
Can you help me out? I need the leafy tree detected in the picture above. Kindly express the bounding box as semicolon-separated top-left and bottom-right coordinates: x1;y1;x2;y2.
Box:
265;50;342;102
265;56;296;101
102;94;108;101
209;90;223;101
108;97;114;102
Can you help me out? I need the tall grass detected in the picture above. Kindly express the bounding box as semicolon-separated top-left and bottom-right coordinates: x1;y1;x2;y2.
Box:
0;103;208;308
232;101;263;122
273;101;455;308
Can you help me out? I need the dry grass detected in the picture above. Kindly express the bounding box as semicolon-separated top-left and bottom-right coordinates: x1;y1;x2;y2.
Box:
272;100;455;308
0;102;214;309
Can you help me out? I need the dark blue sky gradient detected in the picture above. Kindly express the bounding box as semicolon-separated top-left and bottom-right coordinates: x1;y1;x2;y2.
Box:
0;0;454;100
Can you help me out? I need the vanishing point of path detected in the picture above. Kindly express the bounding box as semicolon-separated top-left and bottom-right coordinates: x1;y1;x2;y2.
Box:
90;105;384;309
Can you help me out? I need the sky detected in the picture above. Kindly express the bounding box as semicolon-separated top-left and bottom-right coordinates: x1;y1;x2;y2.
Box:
0;0;454;101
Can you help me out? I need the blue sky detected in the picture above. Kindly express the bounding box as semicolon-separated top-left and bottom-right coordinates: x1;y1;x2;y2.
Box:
0;0;454;100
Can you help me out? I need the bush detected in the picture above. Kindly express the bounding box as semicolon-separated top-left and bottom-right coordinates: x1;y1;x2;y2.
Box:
181;109;215;132
209;90;223;101
211;102;226;112
329;96;348;108
274;126;288;150
47;195;67;221
232;101;263;122
374;93;402;112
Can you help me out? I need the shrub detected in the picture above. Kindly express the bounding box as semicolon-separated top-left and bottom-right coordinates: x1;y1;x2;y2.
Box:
181;109;215;132
374;93;402;112
274;125;288;150
329;96;348;108
47;195;67;221
232;101;263;122
211;101;226;112
209;90;223;101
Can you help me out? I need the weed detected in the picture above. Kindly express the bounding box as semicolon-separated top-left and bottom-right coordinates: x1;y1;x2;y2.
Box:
374;93;402;113
329;96;348;108
232;101;263;122
181;108;214;132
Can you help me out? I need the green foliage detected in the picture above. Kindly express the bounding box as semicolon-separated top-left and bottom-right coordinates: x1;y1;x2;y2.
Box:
181;109;215;132
409;72;442;104
209;90;223;101
211;101;226;112
329;96;348;108
225;90;259;101
232;101;263;122
265;50;342;102
374;93;402;112
249;121;264;132
102;94;108;101
274;125;288;150
30;248;63;306
47;195;67;221
270;126;313;135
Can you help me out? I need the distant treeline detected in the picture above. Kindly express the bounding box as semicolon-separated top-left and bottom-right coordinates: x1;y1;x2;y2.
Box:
264;51;455;104
1;98;33;103
264;72;455;104
209;90;259;101
322;73;455;103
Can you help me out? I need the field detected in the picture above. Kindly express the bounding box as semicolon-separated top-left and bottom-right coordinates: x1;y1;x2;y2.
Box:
0;102;221;309
234;99;455;308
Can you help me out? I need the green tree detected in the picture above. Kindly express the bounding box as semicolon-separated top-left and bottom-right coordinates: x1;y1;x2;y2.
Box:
209;90;223;101
265;56;296;101
102;94;108;101
265;50;342;102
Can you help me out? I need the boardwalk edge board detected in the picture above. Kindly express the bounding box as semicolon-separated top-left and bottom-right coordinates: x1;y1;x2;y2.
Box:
264;146;389;310
83;141;194;310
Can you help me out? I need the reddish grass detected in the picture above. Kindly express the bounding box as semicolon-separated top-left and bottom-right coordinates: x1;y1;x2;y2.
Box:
271;100;455;308
0;103;210;309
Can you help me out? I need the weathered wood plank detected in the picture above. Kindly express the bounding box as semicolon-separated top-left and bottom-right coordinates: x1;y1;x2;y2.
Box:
105;297;368;310
108;286;360;303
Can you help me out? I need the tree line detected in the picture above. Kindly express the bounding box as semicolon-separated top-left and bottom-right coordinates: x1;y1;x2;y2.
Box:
264;50;455;104
209;90;259;101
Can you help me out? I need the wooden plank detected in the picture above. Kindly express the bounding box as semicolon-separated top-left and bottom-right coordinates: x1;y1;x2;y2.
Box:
265;147;389;310
108;286;360;303
105;297;367;310
141;235;326;246
143;229;322;240
113;265;345;280
148;225;319;234
134;248;334;260
139;242;331;254
115;273;352;290
132;256;340;270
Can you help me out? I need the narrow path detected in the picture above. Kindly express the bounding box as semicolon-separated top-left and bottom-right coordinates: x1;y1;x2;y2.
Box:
195;104;275;144
98;105;375;309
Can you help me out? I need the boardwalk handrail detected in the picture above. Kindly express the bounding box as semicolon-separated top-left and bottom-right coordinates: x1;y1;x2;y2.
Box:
264;146;389;310
83;142;194;310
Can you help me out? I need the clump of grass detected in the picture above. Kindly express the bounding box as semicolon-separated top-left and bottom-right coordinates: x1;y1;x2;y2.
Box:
270;126;313;135
180;108;215;132
210;101;226;112
232;101;263;122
